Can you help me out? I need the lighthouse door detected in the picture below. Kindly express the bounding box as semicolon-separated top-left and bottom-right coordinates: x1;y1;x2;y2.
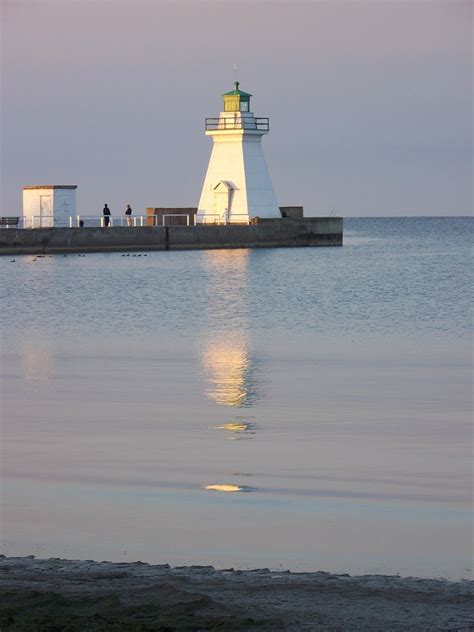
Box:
213;181;234;224
39;195;53;228
214;191;228;223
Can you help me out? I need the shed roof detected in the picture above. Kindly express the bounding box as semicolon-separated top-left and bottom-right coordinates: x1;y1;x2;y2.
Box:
23;185;78;190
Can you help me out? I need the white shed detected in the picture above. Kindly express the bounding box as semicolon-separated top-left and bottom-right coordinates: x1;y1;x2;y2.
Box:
23;185;77;228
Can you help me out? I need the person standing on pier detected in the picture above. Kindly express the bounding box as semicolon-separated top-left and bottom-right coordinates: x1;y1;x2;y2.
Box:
103;204;111;227
125;204;133;227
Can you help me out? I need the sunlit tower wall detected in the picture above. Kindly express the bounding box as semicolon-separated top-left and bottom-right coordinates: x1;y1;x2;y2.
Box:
197;82;280;224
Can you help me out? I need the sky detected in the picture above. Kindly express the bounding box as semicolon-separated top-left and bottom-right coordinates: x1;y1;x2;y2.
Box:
1;0;472;217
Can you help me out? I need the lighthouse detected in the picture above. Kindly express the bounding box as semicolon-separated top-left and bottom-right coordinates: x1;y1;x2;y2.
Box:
196;82;280;224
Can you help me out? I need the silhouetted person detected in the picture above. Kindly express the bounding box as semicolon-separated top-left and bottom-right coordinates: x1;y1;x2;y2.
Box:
125;204;132;227
79;219;84;227
103;204;111;227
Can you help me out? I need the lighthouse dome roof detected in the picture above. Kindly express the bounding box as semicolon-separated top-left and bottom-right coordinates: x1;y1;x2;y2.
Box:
222;82;252;97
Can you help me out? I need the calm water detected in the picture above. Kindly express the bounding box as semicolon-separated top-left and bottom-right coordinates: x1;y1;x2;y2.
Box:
1;218;472;578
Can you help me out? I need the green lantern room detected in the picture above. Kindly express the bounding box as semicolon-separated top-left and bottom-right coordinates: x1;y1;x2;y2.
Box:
222;82;252;112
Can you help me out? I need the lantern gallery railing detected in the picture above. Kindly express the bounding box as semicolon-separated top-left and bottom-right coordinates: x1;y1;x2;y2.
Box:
205;117;270;131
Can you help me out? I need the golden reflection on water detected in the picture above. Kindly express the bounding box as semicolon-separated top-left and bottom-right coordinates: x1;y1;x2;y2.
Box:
201;249;250;325
212;419;257;440
217;422;248;432
201;334;257;407
200;249;259;491
202;248;250;274
203;484;243;493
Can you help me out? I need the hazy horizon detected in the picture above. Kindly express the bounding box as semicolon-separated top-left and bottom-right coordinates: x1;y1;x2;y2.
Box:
1;1;472;217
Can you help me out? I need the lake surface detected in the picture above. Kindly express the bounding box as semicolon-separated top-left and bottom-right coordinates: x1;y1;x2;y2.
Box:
1;217;472;579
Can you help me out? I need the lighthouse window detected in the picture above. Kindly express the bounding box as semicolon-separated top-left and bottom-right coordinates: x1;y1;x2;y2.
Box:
224;97;240;111
240;102;249;112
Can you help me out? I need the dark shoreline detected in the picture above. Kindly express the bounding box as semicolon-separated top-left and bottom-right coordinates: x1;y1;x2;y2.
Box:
0;556;472;631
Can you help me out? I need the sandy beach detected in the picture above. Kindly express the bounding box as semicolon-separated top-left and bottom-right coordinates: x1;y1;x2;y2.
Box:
0;556;472;631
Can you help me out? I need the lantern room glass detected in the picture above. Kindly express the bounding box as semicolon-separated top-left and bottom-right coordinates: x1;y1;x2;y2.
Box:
223;99;250;112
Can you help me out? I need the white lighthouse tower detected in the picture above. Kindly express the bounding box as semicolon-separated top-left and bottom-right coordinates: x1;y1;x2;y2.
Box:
196;82;280;224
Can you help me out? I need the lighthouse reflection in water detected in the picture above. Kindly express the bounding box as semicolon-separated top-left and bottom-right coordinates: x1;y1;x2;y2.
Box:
199;250;259;491
202;331;258;439
202;331;257;409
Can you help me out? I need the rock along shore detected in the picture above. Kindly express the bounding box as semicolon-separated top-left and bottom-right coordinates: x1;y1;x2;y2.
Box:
0;556;472;631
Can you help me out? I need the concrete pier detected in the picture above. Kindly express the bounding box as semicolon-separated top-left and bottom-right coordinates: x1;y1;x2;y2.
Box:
0;218;342;255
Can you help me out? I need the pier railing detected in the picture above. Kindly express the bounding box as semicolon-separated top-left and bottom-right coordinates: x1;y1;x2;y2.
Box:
0;216;25;228
205;117;269;131
70;216;150;228
24;215;151;228
195;213;250;225
2;213;251;229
